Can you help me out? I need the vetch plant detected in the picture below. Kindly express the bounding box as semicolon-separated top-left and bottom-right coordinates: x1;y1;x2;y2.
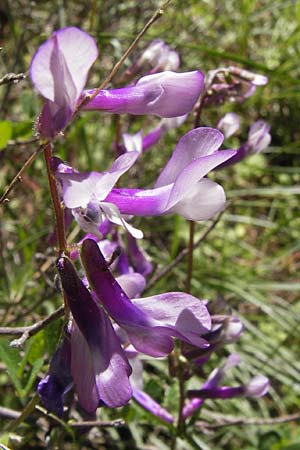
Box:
0;8;274;449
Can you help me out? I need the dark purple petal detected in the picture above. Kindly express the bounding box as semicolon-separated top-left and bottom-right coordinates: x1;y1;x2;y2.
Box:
127;235;153;276
56;256;132;410
82;239;211;357
37;337;72;417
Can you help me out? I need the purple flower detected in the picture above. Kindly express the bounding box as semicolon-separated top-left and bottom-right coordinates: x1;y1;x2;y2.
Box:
82;70;204;118
30;28;201;136
106;128;236;221
217;120;271;168
205;66;268;106
57;128;236;229
81;238;211;357
118;39;180;84
37;337;73;417
184;354;269;418
217;113;240;139
30;27;98;137
56;256;132;413
121;114;187;154
56;151;143;238
129;355;174;424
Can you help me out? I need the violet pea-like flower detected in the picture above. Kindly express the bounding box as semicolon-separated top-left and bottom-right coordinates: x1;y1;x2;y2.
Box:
56;256;132;413
30;26;203;138
183;354;269;419
81;238;211;357
82;70;204;118
56;150;143;238
121;114;188;155
217;120;271;169
30;27;98;138
105;127;237;221
58;128;237;228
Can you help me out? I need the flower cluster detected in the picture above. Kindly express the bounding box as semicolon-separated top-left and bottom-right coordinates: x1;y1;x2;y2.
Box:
30;26;270;422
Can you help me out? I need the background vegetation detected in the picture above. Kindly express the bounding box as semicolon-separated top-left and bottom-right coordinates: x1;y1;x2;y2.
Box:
0;0;300;449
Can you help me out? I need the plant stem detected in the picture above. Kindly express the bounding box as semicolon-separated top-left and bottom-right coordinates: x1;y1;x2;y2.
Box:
43;143;66;254
186;220;195;293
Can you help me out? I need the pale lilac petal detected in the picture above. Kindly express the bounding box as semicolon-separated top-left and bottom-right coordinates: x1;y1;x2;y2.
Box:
217;113;240;138
100;202;143;239
116;273;146;298
50;34;76;107
122;132;143;153
167;179;227;221
245;375;269;397
132;293;211;347
57;152;138;208
141;39;166;65
92;152;139;201
165;148;236;210
30;27;98;103
58;172;103;208
155;128;225;188
83;71;204;118
248;120;271;153
251;74;268;86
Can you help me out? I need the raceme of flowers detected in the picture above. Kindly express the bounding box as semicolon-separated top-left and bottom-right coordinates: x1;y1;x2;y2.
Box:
30;26;270;419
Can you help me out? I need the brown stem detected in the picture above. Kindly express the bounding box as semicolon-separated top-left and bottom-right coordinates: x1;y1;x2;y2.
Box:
0;143;45;205
0;306;64;348
43;143;66;253
196;413;300;430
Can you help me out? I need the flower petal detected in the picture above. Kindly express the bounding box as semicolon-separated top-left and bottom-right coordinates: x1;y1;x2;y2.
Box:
165;150;236;211
58;172;103;208
30;27;98;104
83;71;204;118
82;239;211;356
100;202;143;239
116;273;146;298
57;256;132;409
155;127;225;188
167;179;227;221
217;113;240;139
